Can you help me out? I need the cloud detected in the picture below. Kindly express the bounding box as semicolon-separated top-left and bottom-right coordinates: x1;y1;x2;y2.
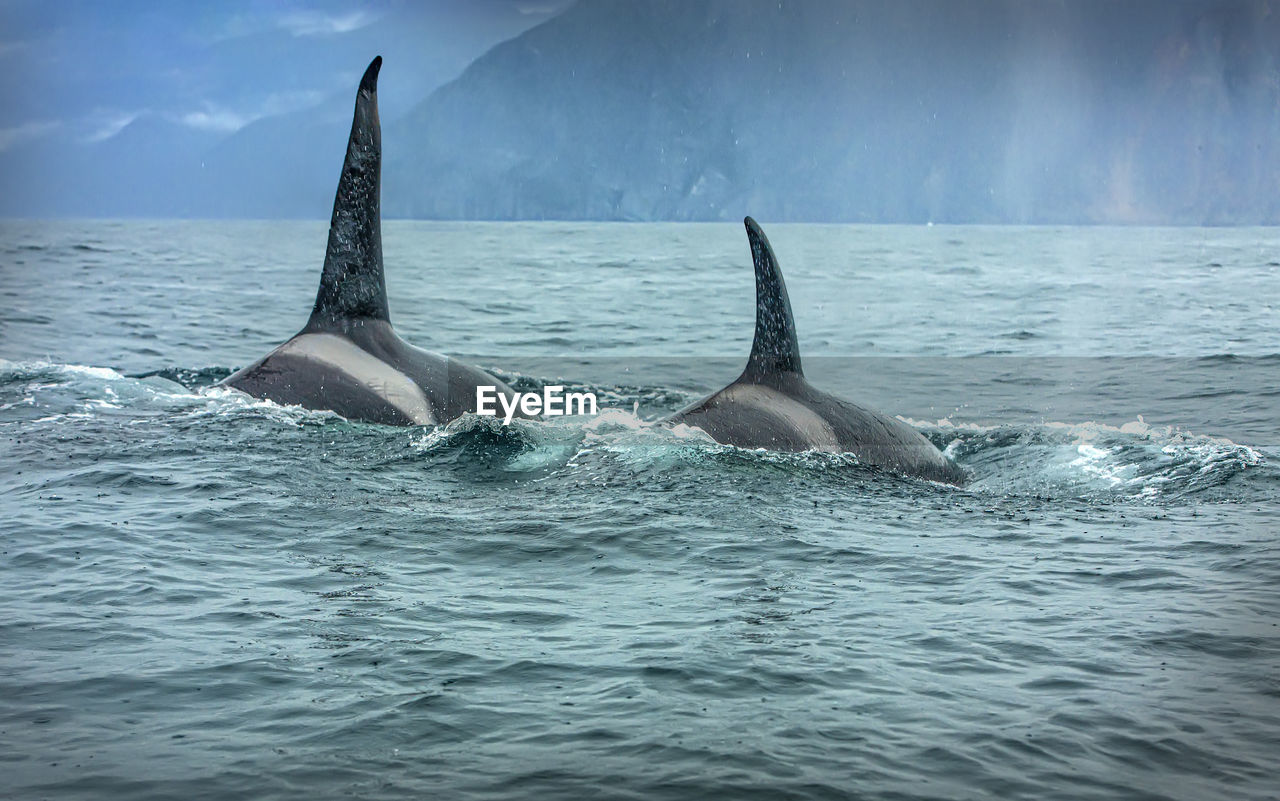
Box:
515;2;570;15
211;7;378;42
84;111;143;143
176;90;328;134
260;89;328;116
276;9;378;37
0;120;60;152
69;86;329;145
179;103;252;133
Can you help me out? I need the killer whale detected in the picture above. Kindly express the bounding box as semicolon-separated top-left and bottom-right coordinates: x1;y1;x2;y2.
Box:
222;57;524;425
665;217;966;485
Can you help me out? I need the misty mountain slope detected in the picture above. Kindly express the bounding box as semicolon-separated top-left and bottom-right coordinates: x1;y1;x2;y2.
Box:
193;93;354;219
3;115;224;218
189;3;566;219
384;0;1280;224
0;2;571;219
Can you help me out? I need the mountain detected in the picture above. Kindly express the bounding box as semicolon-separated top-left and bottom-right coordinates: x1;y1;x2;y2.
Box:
0;115;223;218
0;1;570;219
191;92;354;219
188;1;571;219
383;0;1280;224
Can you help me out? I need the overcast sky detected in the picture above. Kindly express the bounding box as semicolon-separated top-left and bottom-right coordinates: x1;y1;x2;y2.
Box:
0;0;571;152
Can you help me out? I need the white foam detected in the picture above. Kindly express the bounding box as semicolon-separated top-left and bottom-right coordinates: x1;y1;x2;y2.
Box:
66;365;124;381
190;385;340;426
0;359;125;381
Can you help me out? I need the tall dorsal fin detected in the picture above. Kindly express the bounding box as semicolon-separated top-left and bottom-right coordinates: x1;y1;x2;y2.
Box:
741;216;803;379
306;56;388;330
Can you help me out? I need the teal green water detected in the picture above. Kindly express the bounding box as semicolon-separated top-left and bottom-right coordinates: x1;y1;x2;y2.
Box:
2;221;1277;800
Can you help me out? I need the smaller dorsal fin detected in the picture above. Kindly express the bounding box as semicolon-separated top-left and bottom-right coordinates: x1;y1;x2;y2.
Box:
306;56;388;330
742;216;803;379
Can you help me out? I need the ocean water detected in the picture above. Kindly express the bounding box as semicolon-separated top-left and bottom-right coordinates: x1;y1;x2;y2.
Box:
1;220;1277;801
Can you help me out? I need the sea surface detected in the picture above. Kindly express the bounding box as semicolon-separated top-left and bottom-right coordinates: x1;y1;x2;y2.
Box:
1;220;1277;801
